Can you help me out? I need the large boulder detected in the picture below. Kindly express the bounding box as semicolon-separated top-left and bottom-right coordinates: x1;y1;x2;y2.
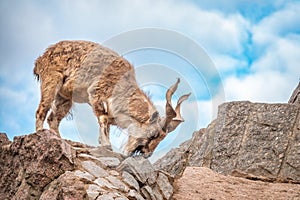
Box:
156;101;300;183
0;130;174;200
0;130;75;199
204;101;300;183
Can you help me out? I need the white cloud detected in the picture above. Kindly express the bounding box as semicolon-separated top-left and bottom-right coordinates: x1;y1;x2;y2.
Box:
224;71;296;103
211;53;248;74
223;36;299;102
252;37;300;75
221;1;300;103
252;1;300;45
223;38;299;103
55;0;249;56
1;0;299;154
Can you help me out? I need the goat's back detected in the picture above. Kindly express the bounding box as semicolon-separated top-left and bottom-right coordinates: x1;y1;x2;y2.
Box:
34;40;120;81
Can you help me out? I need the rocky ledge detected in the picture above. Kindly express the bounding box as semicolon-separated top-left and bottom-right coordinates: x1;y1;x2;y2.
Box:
154;82;300;199
173;167;300;200
0;130;173;200
155;101;300;183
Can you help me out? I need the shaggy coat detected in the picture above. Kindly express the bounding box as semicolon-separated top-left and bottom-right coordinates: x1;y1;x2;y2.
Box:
34;40;189;157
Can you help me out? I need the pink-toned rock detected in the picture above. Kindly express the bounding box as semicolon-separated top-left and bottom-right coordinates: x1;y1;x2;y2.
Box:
173;167;300;200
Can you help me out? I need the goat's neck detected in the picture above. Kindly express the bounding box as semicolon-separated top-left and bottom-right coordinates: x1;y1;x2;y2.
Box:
109;84;154;129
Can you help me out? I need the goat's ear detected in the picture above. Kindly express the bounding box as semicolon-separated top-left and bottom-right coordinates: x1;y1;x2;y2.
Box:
149;111;159;123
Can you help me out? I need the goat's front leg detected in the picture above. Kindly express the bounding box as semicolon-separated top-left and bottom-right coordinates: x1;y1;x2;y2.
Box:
98;115;112;149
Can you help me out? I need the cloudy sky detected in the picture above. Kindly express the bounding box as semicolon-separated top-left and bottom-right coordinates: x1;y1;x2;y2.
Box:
0;0;299;161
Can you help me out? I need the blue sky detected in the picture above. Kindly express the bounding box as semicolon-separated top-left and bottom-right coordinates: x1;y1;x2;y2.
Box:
0;0;299;161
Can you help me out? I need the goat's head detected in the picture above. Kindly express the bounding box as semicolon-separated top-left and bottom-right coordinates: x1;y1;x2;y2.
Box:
124;78;190;158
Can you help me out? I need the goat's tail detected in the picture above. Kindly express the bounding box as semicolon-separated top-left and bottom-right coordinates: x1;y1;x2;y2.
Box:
33;57;41;81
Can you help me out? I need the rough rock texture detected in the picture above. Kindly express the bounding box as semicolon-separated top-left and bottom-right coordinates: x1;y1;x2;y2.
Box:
0;130;174;200
204;101;300;183
156;101;300;183
173;167;300;200
289;81;300;105
154;129;205;178
0;130;75;199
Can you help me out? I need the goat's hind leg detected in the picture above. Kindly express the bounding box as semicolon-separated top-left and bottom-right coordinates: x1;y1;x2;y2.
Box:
35;74;62;132
47;94;72;137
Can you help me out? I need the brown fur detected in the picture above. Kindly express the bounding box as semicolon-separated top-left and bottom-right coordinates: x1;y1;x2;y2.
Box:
34;40;189;157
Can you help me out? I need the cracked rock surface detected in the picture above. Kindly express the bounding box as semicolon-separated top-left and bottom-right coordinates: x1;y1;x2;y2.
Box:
0;130;173;200
155;84;300;199
156;101;300;183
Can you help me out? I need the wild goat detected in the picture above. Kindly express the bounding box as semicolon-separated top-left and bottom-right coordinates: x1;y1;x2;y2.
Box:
34;40;190;158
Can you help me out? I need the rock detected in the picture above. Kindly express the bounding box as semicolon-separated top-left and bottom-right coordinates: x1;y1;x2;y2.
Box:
40;171;88;200
209;102;300;182
98;157;121;168
173;167;300;200
89;147;125;161
122;171;140;191
81;160;109;178
117;157;157;185
140;186;156;200
156;172;173;199
86;184;104;200
96;193;115;200
74;169;95;182
289;81;300;105
154;144;188;178
189;123;215;167
156;101;300;183
0;130;174;199
128;190;145;200
13;178;39;200
79;153;102;160
94;177;117;190
109;170;120;176
0;133;10;146
115;196;129;200
152;186;163;200
0;130;75;200
79;154;120;168
154;129;205;177
106;175;129;192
